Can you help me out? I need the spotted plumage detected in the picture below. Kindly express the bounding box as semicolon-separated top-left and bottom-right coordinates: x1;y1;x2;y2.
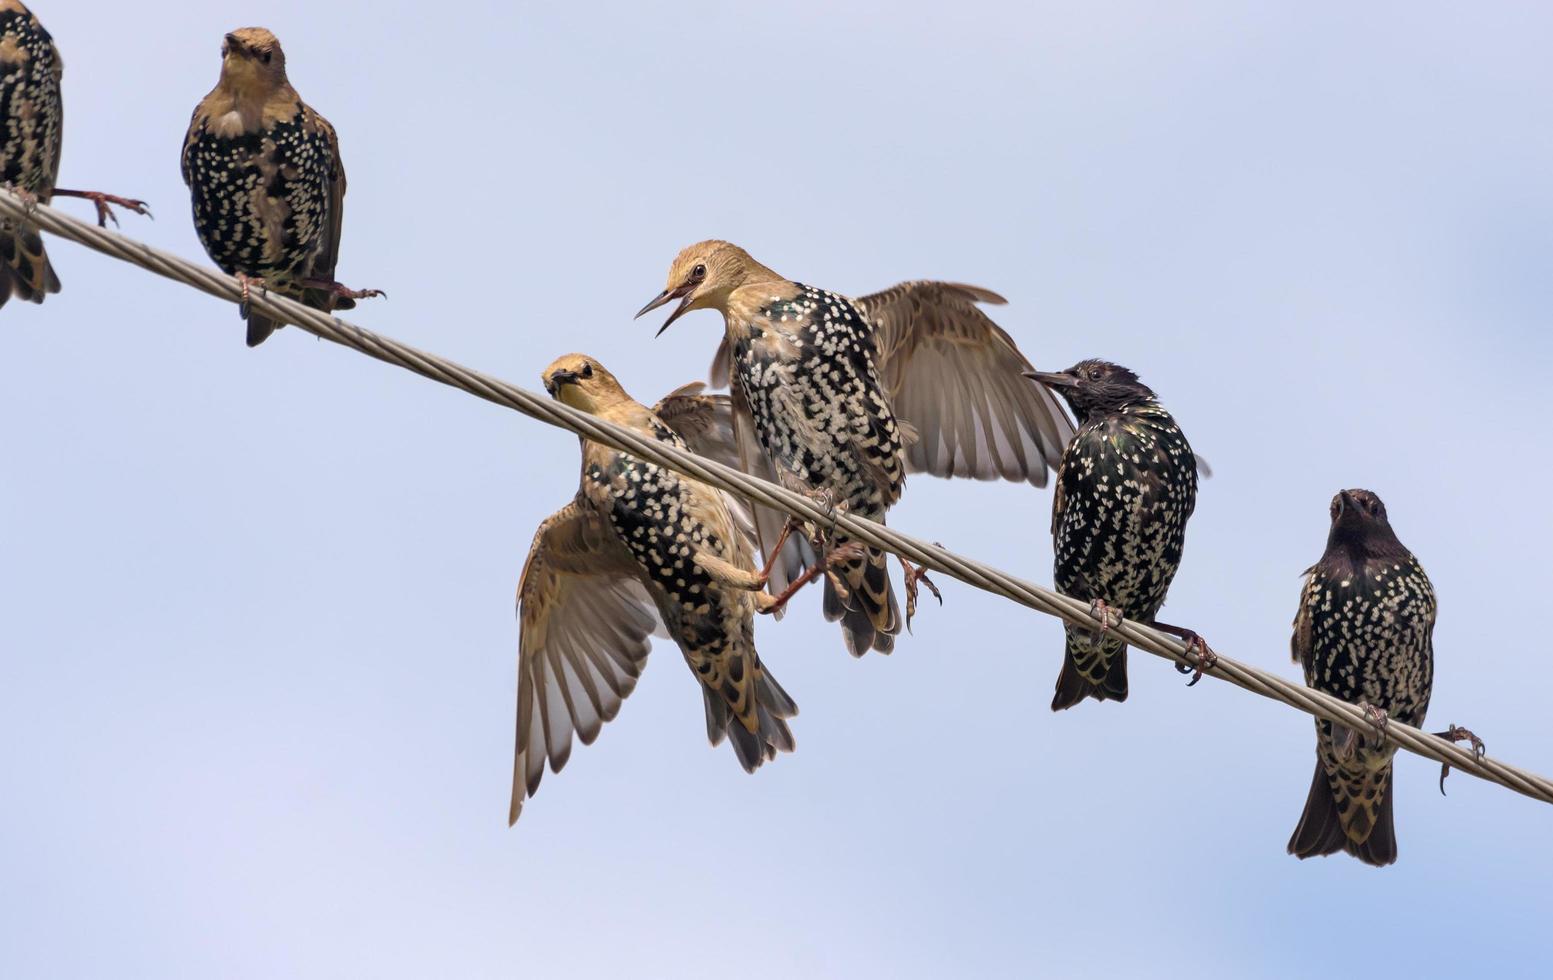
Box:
0;0;62;307
1032;360;1198;709
1288;489;1435;867
641;241;1073;657
183;28;367;347
510;356;796;825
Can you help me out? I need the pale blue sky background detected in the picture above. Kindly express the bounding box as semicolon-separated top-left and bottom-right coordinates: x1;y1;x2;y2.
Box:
2;1;1550;977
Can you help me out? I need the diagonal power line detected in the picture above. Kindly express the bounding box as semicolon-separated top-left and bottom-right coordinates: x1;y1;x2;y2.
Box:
5;187;1549;808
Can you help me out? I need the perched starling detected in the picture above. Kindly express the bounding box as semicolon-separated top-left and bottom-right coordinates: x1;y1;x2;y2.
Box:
638;241;1073;656
1287;489;1435;867
182;28;379;347
1028;360;1200;710
511;356;808;825
0;1;148;308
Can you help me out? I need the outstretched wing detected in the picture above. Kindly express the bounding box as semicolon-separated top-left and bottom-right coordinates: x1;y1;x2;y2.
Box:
855;281;1074;487
512;501;663;825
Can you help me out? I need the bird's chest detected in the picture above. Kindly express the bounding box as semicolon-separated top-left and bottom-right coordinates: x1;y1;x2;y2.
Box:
0;18;62;193
1054;418;1195;613
730;288;901;509
585;453;733;649
186;117;331;276
1304;565;1435;718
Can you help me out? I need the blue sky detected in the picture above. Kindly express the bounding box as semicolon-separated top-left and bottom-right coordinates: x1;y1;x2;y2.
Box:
2;2;1550;977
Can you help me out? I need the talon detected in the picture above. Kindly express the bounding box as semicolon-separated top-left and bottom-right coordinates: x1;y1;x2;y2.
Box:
1180;633;1217;687
1358;700;1390;745
49;189;152;228
1433;724;1487;795
1087;598;1117;638
235;272;266;319
898;555;942;631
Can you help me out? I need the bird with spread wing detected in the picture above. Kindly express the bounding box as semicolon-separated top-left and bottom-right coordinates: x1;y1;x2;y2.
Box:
638;241;1074;656
511;354;852;825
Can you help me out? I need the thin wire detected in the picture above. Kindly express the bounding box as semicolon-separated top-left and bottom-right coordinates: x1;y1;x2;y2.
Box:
6;187;1549;807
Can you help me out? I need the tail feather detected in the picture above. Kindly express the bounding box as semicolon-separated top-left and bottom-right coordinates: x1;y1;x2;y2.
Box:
822;538;899;656
0;228;62;308
245;314;281;347
703;656;797;773
1051;634;1128;711
1287;759;1398;867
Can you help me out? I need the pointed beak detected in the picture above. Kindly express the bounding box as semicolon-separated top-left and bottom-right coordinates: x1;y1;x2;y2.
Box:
635;284;694;337
543;369;579;396
1024;370;1077;389
224;33;244;56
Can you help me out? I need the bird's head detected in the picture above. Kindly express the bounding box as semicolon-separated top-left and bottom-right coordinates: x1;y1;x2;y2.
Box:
635;240;775;336
1025;359;1156;422
542;354;629;414
1324;488;1410;559
219;28;288;95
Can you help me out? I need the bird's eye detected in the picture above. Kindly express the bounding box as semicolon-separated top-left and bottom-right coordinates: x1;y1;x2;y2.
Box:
261;51;272;64
692;264;706;279
1087;368;1103;381
580;363;593;379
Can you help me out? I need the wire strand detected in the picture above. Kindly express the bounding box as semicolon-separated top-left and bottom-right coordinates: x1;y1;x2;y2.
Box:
6;187;1549;807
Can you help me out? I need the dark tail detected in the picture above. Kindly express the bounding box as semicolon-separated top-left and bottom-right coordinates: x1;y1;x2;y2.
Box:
822;538;899;657
1051;634;1128;711
704;660;797;773
246;282;351;347
1287;760;1397;867
0;227;62;309
245;313;280;347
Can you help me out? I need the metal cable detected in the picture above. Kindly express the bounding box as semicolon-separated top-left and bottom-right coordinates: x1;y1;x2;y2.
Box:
6;187;1549;807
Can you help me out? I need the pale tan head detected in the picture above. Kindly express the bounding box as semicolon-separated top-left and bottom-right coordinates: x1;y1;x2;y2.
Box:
541;354;633;414
218;28;288;97
634;240;780;335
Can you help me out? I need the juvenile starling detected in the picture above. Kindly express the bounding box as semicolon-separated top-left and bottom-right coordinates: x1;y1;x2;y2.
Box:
638;241;1073;656
1287;489;1435;867
512;355;843;825
182;28;380;347
0;0;148;309
1028;360;1200;710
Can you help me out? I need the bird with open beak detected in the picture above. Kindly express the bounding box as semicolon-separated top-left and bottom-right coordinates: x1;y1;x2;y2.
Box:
638;240;1075;657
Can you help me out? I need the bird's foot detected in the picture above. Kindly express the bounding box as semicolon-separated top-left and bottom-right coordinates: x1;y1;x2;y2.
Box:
235;272;267;319
1433;724;1487;795
50;188;152;228
298;277;386;302
1337;701;1390;762
1155;621;1217;687
899;555;942;631
1086;598;1119;639
757;542;867;616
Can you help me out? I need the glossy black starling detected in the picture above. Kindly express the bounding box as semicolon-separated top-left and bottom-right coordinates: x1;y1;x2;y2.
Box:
0;1;147;308
182;28;379;347
511;356;804;825
1028;360;1199;710
1288;489;1435;867
638;241;1073;656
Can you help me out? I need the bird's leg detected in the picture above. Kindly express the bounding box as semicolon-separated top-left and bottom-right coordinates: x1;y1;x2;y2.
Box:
296;277;387;302
1154;620;1218;687
757;542;867;616
898;555;942;631
1086;598;1118;639
234;272;267;320
1433;724;1487;795
754;518;801;585
49;188;152;228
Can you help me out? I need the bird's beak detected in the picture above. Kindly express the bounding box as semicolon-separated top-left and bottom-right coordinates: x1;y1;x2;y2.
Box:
635;283;694;338
544;369;579;396
1025;370;1077;389
1336;490;1355;517
224;33;244;56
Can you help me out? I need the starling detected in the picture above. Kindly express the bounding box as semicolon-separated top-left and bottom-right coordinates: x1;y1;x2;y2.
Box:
0;1;148;308
182;28;380;347
1028;360;1200;710
512;355;824;825
1287;489;1435;867
638;241;1073;656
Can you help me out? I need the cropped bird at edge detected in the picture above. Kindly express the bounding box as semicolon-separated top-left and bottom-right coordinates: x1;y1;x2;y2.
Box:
0;0;150;309
182;28;381;347
637;240;1075;657
1286;489;1466;867
1028;360;1205;710
512;355;857;825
